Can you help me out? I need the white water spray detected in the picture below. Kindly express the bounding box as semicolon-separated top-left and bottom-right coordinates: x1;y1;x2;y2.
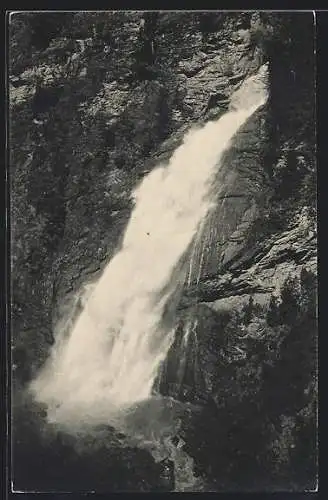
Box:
30;65;268;426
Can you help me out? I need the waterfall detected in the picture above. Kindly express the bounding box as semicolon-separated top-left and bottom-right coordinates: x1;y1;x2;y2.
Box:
29;64;268;427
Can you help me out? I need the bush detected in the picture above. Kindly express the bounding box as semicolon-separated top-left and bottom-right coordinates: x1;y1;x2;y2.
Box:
241;295;254;326
279;276;300;325
267;294;280;327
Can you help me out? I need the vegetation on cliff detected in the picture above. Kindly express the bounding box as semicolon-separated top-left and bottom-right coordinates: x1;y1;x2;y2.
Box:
176;269;317;491
9;11;316;492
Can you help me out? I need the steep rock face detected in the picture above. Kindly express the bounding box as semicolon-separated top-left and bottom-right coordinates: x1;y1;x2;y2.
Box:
10;11;316;492
158;12;317;491
10;11;267;380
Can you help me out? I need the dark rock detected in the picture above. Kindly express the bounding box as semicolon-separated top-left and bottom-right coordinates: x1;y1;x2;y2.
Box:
10;11;316;493
159;457;175;490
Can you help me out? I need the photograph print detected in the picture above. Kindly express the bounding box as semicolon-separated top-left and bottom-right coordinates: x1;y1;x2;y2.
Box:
8;10;317;493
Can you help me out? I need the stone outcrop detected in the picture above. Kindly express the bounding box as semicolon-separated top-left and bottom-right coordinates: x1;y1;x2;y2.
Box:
10;11;316;493
181;208;316;307
10;12;270;379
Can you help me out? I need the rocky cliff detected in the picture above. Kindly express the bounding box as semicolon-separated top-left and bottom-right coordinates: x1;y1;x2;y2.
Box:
9;11;317;492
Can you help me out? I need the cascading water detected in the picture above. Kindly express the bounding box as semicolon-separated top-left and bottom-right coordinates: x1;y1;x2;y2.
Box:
30;64;269;427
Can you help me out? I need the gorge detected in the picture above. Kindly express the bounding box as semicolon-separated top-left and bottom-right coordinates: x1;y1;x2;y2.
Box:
10;11;317;492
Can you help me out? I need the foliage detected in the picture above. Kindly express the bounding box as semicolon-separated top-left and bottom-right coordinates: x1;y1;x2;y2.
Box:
241;295;254;325
266;294;280;327
255;12;316;234
279;275;300;325
198;13;224;34
9;11;317;492
182;267;317;490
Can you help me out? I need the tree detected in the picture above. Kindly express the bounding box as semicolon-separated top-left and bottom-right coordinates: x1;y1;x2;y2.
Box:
279;276;300;326
299;268;317;318
28;12;72;50
267;294;280;327
242;295;254;326
198;13;224;34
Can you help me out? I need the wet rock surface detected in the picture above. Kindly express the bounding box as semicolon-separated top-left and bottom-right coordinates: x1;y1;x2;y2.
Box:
10;12;316;492
10;12;264;378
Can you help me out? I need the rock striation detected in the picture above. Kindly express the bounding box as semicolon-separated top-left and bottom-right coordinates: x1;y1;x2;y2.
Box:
10;11;316;492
